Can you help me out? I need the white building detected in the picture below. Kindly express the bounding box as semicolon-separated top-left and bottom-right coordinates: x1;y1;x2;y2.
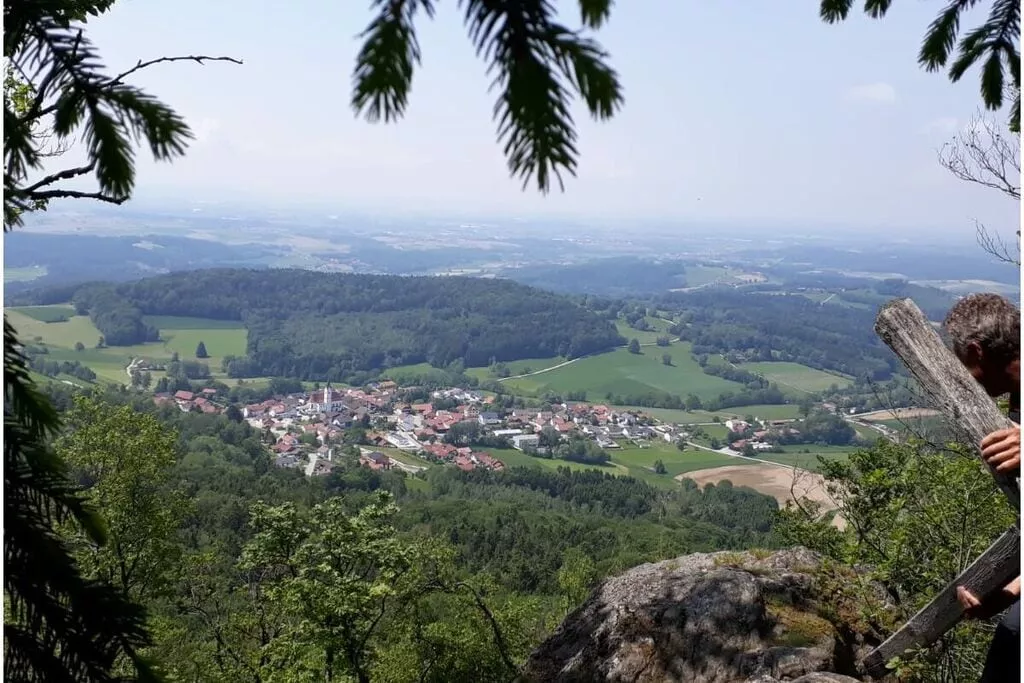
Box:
512;434;541;451
308;383;345;413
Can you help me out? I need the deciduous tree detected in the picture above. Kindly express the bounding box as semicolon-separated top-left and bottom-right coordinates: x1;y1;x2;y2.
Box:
56;397;187;602
238;493;425;682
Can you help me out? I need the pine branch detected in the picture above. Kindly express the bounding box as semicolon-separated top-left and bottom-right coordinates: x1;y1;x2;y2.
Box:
352;0;622;193
109;55;243;86
22;162;95;192
24;187;126;204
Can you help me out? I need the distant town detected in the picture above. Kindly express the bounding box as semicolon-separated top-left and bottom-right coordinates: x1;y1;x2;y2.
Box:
152;380;909;479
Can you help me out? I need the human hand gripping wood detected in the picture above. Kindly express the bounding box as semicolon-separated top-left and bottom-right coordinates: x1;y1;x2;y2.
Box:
957;577;1021;621
862;298;1021;677
981;427;1022;474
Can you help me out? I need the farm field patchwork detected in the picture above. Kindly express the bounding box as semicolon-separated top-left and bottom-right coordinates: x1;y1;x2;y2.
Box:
740;361;852;393
484;441;742;490
501;344;744;402
6;307;248;384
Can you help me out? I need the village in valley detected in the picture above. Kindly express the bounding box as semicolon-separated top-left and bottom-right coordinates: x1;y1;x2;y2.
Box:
151;379;852;481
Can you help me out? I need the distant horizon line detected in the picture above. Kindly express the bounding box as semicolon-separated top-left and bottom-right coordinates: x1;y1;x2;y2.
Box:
22;199;995;246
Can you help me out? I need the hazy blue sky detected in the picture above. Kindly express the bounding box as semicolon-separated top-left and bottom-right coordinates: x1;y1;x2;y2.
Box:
60;0;1018;233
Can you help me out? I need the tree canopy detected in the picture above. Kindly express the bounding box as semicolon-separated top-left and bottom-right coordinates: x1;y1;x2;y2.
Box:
52;269;626;381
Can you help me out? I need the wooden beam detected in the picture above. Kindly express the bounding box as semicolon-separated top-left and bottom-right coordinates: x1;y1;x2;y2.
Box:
873;298;1020;511
863;528;1021;677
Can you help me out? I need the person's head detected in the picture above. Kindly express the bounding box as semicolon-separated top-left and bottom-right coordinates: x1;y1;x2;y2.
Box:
943;293;1020;397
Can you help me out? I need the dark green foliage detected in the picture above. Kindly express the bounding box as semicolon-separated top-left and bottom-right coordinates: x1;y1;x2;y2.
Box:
49;269;623;380
194;341;208;359
553;437;611;465
71;284;159;346
409;466;779;592
4;319;156;682
776;439;1016;677
507;257;689;296
820;0;1020;130
352;0;622;192
781;412;858;446
627;338;641;354
669;289;900;380
26;353;97;382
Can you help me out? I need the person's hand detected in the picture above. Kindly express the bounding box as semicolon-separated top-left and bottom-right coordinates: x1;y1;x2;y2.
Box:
957;578;1021;620
957;586;988;619
980;427;1021;474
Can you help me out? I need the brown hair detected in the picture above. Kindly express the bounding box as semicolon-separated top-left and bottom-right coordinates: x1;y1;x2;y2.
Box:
942;293;1020;364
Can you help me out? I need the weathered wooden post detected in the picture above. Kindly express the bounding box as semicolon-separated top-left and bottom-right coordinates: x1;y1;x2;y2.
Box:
863;298;1020;676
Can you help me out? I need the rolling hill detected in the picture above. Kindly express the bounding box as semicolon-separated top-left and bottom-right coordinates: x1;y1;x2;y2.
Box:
22;269;626;383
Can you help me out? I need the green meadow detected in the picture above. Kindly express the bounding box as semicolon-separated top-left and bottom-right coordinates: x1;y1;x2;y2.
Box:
11;305;77;322
614;317;673;345
501;343;744;401
682;265;731;287
4;265;47;282
484;441;744;491
755;445;858;471
629;403;802;424
464;356;568;381
741;361;852;393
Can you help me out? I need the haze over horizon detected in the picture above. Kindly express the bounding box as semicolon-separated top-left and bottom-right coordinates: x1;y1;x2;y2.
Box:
37;0;1019;237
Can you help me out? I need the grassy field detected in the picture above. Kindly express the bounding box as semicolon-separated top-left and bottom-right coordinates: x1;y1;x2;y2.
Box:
465;356;567;381
8;309;106;347
756;445;858;471
6;307;248;384
371;446;433;469
624;403;802;425
147;320;247;363
614;317;673;345
484;447;632;475
741;362;852;393
683;265;730;287
4;265;47;282
502;343;744;401
486;441;742;490
10;305;78;322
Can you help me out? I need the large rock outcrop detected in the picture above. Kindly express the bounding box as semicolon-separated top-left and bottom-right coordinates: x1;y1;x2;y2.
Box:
522;548;893;683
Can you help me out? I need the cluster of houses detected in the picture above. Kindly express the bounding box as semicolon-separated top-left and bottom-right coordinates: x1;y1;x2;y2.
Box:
232;379;714;477
153;388;223;414
152;375;824;477
724;418;799;453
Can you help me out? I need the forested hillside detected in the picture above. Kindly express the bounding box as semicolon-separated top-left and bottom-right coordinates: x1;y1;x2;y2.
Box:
42;269;625;381
661;289;903;380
